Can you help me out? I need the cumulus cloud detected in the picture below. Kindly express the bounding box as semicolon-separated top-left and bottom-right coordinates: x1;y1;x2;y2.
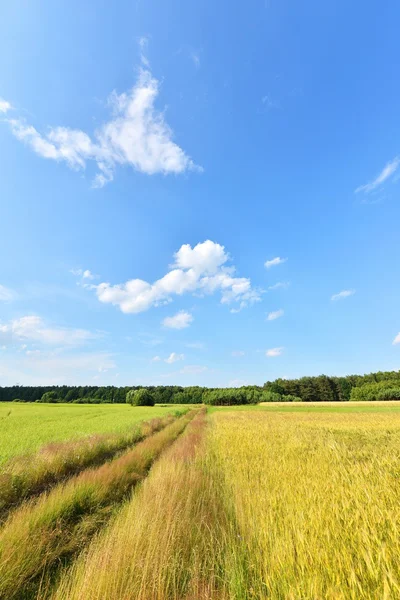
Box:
331;289;355;301
0;316;96;346
163;310;193;329
265;257;287;269
266;347;284;357
267;309;284;321
94;240;261;314
5;67;200;187
0;98;12;113
0;284;15;301
355;156;400;194
393;332;400;346
165;352;185;364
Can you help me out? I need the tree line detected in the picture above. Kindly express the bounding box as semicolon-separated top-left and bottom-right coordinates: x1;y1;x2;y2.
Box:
1;369;400;405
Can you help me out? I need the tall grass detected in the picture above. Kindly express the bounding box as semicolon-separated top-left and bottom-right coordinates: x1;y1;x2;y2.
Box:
52;408;400;600
50;408;230;600
0;410;196;600
0;410;187;518
0;402;181;464
206;410;400;599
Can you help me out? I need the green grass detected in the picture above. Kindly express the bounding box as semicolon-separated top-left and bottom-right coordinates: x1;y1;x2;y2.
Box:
0;403;184;465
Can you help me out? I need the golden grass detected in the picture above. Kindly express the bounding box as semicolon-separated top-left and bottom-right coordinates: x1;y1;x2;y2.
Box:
52;408;400;600
0;411;196;600
206;410;400;599
0;410;188;518
50;408;230;600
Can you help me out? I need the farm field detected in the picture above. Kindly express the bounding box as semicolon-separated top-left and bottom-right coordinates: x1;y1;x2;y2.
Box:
1;403;400;599
0;402;186;464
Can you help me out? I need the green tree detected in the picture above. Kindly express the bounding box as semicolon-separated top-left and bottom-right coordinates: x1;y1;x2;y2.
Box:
126;388;155;406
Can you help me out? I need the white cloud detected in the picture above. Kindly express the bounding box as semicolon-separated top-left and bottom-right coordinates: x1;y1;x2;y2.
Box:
165;352;185;364
355;156;400;194
5;67;200;187
331;289;355;302
267;309;284;321
95;240;261;314
265;257;287;269
268;281;290;290
71;268;96;281
151;355;161;362
180;364;207;374
393;332;400;346
0;98;12;113
163;310;193;329
0;316;95;347
232;350;245;357
0;284;15;301
0;350;115;385
266;347;284;357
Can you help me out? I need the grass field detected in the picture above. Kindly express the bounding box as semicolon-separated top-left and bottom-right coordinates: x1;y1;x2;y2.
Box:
0;402;184;464
1;402;400;599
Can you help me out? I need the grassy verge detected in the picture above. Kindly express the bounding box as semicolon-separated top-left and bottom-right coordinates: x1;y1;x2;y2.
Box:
0;409;188;519
50;407;230;600
0;410;196;600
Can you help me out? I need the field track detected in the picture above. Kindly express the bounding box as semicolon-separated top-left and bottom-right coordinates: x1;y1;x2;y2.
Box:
0;410;187;519
0;409;197;600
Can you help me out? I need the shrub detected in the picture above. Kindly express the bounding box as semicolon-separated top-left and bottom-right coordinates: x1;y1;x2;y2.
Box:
260;391;282;402
127;389;155;407
283;394;303;402
350;380;400;401
37;391;58;403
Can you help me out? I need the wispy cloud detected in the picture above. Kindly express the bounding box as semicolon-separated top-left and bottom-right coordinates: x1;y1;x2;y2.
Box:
0;316;96;347
231;350;245;357
0;98;12;113
191;52;201;68
0;284;16;302
94;240;261;314
267;309;284;321
4;64;200;187
185;341;205;350
355;156;400;194
265;256;287;269
163;310;193;330
268;281;290;290
266;347;284;357
393;332;400;346
165;352;184;364
331;289;355;302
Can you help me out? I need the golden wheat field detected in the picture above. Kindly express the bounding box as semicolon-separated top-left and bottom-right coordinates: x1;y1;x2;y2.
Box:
1;404;400;599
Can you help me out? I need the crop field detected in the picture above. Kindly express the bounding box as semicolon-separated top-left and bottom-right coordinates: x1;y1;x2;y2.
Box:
1;403;400;599
0;402;185;464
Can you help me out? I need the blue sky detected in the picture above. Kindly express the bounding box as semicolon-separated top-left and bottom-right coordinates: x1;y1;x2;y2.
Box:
0;0;400;387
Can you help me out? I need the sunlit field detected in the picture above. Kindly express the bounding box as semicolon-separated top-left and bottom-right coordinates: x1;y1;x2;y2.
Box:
1;403;400;599
0;402;184;464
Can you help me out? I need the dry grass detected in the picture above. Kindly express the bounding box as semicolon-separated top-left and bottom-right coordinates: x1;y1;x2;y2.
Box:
0;410;187;519
51;408;400;600
206;410;400;599
0;411;196;600
50;408;230;600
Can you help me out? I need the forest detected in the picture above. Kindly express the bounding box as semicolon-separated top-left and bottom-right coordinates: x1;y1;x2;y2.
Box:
1;369;400;404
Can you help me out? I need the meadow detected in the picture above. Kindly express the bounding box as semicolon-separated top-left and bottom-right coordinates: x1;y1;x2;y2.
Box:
0;402;183;464
1;402;400;599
